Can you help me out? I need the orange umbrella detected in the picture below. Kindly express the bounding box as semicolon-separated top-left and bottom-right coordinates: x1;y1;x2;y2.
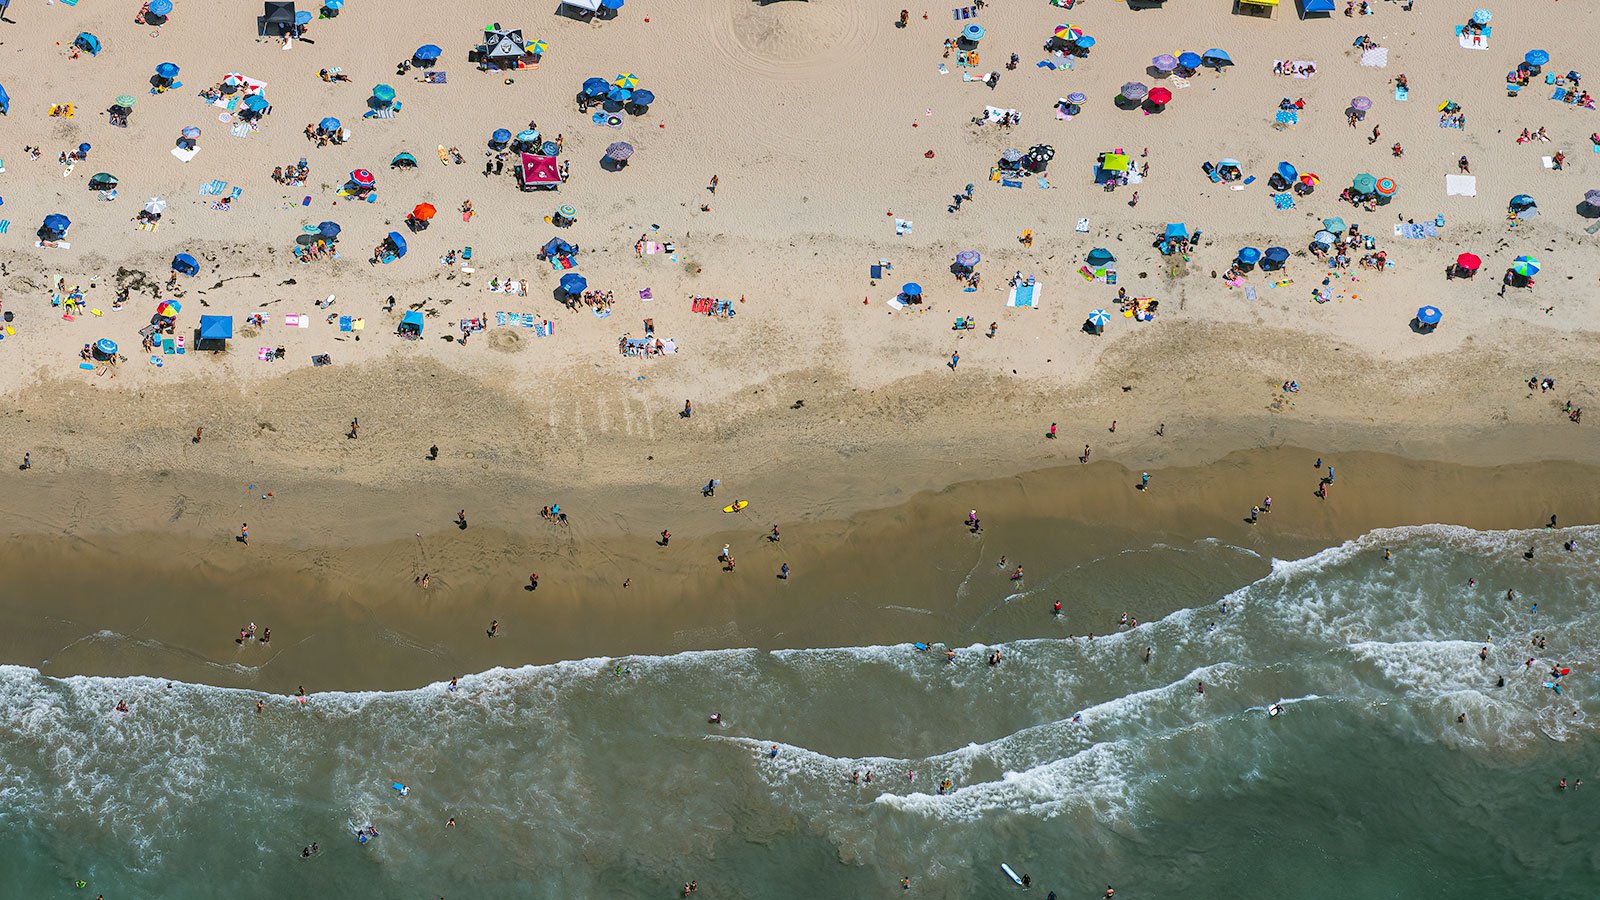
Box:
411;202;436;221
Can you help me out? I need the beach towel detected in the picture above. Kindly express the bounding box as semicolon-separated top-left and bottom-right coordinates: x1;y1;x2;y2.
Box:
980;106;1017;124
230;122;254;138
1359;47;1388;68
1272;193;1295;209
887;297;906;310
534;320;554;337
953;6;975;18
135;220;158;232
870;264;883;279
171;147;200;163
691;297;713;314
363;106;399;119
1395;86;1408;101
1440;118;1463;129
258;347;272;361
339;315;353;331
1001;179;1023;188
1274;109;1299;125
1244;286;1258;301
1445;174;1477;196
0;220;8;234
1457;32;1490;50
1170;76;1190;90
176;336;185;354
1550;88;1568;102
1076;218;1090;233
423;72;447;84
640;288;653;300
1393;223;1438;239
895;218;913;236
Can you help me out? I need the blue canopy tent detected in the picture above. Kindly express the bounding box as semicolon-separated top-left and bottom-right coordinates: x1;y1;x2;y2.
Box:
400;309;425;335
541;237;577;258
198;315;233;342
73;33;102;56
1302;0;1336;10
413;44;443;64
385;231;408;258
1202;48;1232;68
0;83;9;116
41;214;71;239
1164;223;1188;240
559;273;588;295
172;253;200;276
1085;248;1116;267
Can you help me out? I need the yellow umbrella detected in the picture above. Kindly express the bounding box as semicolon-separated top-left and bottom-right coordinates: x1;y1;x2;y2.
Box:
614;73;638;89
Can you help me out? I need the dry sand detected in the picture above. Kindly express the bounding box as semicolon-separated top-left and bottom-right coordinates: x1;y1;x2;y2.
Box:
0;1;1595;689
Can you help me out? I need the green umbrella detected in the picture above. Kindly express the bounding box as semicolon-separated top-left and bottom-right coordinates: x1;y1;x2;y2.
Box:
1510;256;1540;277
1352;173;1377;194
114;95;138;108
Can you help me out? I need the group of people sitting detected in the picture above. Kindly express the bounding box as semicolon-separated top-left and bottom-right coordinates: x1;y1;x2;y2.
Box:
568;289;614;312
270;159;311;186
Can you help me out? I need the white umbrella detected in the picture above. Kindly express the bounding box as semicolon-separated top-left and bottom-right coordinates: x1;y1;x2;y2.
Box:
1088;308;1111;327
144;197;168;215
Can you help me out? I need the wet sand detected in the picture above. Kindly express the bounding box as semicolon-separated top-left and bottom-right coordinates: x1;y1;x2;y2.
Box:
5;445;1597;693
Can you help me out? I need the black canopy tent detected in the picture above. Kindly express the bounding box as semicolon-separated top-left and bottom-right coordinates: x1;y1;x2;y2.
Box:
258;2;296;37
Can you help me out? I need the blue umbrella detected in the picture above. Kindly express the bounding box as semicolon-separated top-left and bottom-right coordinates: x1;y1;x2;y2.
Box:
243;94;269;111
96;338;119;356
1067;92;1086;104
155;62;180;79
294;9;312;24
372;84;396;103
43;213;71;233
1177;51;1202;69
955;250;981;267
1203;48;1232;65
148;0;173;16
0;83;9;116
181;125;201;138
1088;308;1111;328
414;44;443;62
490;128;512;145
1075;36;1096;49
963;23;985;41
515;129;540;143
317;221;341;238
607;86;632;103
602;0;624;8
560;273;588;294
1525;49;1550;67
1510;194;1536;209
386;231;407;258
583;77;611;97
1417;306;1442;325
1264;246;1290;262
1471;9;1491;24
172;253;199;275
540;141;559;156
630;89;655;107
1237;247;1261;265
901;282;923;297
79;142;92;155
1277;161;1298;182
319;116;341;132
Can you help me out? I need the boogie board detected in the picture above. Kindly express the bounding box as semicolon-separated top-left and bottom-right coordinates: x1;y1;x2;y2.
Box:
722;500;748;513
392;782;409;796
437;144;449;164
1001;863;1024;886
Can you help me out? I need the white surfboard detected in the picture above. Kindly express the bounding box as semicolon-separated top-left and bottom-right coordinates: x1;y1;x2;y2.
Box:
1001;863;1023;885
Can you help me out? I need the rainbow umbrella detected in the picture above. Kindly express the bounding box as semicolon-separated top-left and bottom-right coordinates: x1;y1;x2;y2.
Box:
1511;256;1540;276
156;300;182;317
1299;172;1320;187
1375;177;1397;196
614;73;638;89
1054;24;1083;41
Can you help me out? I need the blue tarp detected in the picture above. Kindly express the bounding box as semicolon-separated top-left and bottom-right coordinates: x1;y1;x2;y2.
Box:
199;315;233;340
172;253;200;275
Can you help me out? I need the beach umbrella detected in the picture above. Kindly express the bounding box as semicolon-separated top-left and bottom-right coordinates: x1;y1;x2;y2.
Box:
1202;48;1232;65
605;141;634;161
327;0;344;8
490;128;512;145
319;116;341;132
42;213;71;233
295;9;312;24
1375;177;1397;196
143;197;167;215
1417;306;1443;326
1028;144;1055;163
1153;54;1177;72
350;168;375;186
156;62;180;79
1075;36;1095;49
1352;173;1377;194
171;253;199;276
411;202;436;221
1067;92;1087;105
114;95;138;109
630;88;655;108
386;231;408;258
1510;193;1537;209
1511;256;1540;276
414;44;443;62
223;74;243;89
391;152;417;168
901;282;923;297
1351;96;1372;111
1264;246;1290;263
1177;51;1202;69
372;84;396;103
1299;172;1320;187
1119;82;1149;101
614;73;639;89
1086;248;1115;266
89;172;119;188
180;125;200;138
1000;148;1024;163
1101;153;1130;172
558;204;578;219
317;221;342;238
530;40;549;55
96;338;119;356
515;129;540;143
607;86;632;103
1237;247;1262;265
79;142;92;156
1276;162;1299;183
1321;216;1346;234
1456;253;1481;271
1471;9;1491;24
242;94;269;112
560;273;588;295
1585;190;1600;206
955;250;981;267
148;0;172;16
1312;230;1337;246
540;141;559;156
1054;25;1082;41
1147;87;1172;106
155;300;181;317
1088;308;1111;328
0;83;8;116
603;0;624;8
962;23;985;42
582;77;610;97
1525;49;1550;67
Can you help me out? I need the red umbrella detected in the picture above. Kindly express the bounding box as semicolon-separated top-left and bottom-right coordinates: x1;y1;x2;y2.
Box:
411;202;436;221
350;169;375;186
1147;87;1172;106
1456;253;1481;271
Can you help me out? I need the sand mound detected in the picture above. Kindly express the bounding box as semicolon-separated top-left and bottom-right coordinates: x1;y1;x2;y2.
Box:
710;1;879;77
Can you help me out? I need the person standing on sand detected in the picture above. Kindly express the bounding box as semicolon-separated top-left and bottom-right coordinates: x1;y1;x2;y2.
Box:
949;351;960;370
660;529;671;546
239;523;249;545
20;451;29;470
1081;444;1091;464
488;620;499;637
1047;422;1057;439
708;175;718;194
194;427;203;444
348;418;359;439
528;573;539;590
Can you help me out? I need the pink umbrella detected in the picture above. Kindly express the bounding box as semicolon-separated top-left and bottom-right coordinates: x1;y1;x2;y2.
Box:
350;169;375;186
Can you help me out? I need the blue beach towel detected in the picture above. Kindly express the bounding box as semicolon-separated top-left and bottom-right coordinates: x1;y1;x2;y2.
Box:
0;219;9;234
1395;86;1408;101
1001;179;1023;188
200;180;227;195
1274;110;1299;125
1272;193;1295;209
953;6;975;19
1552;88;1567;102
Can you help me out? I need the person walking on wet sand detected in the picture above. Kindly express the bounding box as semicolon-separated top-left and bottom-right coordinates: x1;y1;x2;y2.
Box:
239;523;249;545
457;510;468;529
683;399;693;418
528;573;539;591
1081;444;1091;464
19;451;29;470
769;525;780;543
488;620;499;637
660;529;671;546
193;427;203;444
348;418;359;439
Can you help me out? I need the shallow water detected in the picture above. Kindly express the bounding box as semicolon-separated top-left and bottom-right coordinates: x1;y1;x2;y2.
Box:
5;525;1600;898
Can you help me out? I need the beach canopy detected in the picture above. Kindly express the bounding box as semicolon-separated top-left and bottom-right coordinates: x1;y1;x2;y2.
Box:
143;197;167;215
542;237;577;257
1352;173;1377;194
295;9;312;24
1119;82;1149;101
156;62;181;79
414;44;443;62
89;172;119;190
1511;255;1539;276
401;310;425;334
485;29;525;60
901;282;923;296
1510;193;1537;209
1456;253;1481;271
520;154;560;186
1417;306;1443;326
1101;153;1130;172
372;84;396;103
391;152;417;167
386;231;408;258
198;315;233;340
350;168;375;186
1303;0;1336;10
962;23;985;41
561;273;589;295
1375;177;1397;196
1202;48;1232;65
156;300;182;317
1351;96;1372;111
1147;87;1172;105
1264;246;1290;262
74;33;102;55
411;202;436;221
1153;54;1177;72
1177;51;1202;69
42;213;71;235
1086;248;1115;266
1088;308;1111;328
172;253;200;276
491;128;512;144
582;77;610;97
605;141;634;161
614;73;639;89
1164;223;1188;239
1525;49;1550;67
1471;9;1491;24
630;89;656;107
955;250;981;267
243;94;269;112
317;221;342;238
319;117;341;132
1237;247;1262;265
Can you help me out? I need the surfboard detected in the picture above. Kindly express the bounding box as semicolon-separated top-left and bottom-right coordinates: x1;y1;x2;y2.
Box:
1001;863;1023;885
722;500;748;513
437;144;449;164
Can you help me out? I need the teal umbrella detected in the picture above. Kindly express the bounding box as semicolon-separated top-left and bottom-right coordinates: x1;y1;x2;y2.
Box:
372;84;396;103
1511;256;1540;276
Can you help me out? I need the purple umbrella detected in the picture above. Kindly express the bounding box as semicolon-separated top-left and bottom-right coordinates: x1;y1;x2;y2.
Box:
955;250;981;267
1120;82;1149;101
1351;96;1373;111
1152;54;1177;72
605;141;634;161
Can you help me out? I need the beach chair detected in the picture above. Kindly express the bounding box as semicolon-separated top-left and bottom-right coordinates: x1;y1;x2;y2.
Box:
1507;83;1521;97
1201;161;1220;183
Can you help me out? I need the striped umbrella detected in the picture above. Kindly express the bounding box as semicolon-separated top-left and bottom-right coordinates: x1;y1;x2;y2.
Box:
558;204;578;218
114;95;138;108
955;250;981;267
1067;92;1087;104
372;84;396;103
530;39;549;55
1088;309;1111;328
1299;172;1320;187
1054;25;1083;41
156;300;182;317
350;169;375;186
1152;54;1177;72
1511;256;1540;276
605;141;634;161
1119;82;1149;101
1375;177;1397;196
614;73;638;89
1584;189;1600;206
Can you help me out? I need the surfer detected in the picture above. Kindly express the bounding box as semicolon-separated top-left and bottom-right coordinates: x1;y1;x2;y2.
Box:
449;676;458;692
1269;703;1283;717
115;699;128;713
1022;874;1031;888
709;712;721;724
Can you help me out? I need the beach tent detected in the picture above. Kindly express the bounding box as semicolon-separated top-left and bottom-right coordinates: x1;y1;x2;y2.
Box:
519;154;561;189
385;231;408;258
259;2;297;36
0;83;10;116
1086;248;1116;266
391;152;418;168
1164;223;1188;240
542;237;577;258
1509;194;1537;212
1303;0;1336;10
198;315;233;345
1202;49;1232;68
399;309;425;336
485;29;526;62
73;33;103;55
559;0;602;14
172;253;200;276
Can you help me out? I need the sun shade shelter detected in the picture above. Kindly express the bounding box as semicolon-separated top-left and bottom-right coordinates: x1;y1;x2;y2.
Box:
259;2;296;37
197;315;233;351
519;154;561;189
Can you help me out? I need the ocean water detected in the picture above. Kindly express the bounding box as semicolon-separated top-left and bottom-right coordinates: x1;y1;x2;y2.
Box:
5;525;1600;899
